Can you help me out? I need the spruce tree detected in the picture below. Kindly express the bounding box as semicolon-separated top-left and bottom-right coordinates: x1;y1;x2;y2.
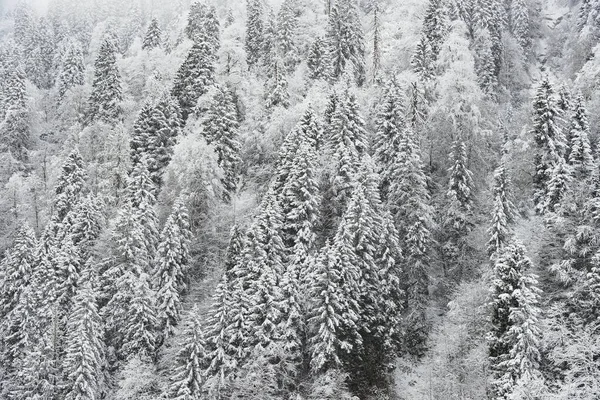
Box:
487;159;515;258
245;0;264;69
264;55;290;109
142;18;162;50
511;0;530;50
172;37;215;121
169;305;207;400
474;27;498;98
0;67;30;162
326;0;366;85
372;1;382;81
531;76;565;212
67;194;104;254
53;148;88;223
422;0;446;62
63;274;105;400
202;85;242;202
307;37;328;80
185;2;208;42
277;0;299;72
121;273;157;360
411;35;434;82
543;156;572;214
489;243;542;399
87;38;123;125
567;94;594;178
58;41;85;98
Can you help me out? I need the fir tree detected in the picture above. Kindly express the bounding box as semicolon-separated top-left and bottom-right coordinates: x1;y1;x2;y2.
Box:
511;0;530;50
0;67;30;162
87;38;123;124
531;76;565;212
543;156;572;214
169;305;207;400
58;41;85;98
487;159;515;258
53;148;88;223
142;18;162;50
264;55;290;109
201;86;242;202
170;195;193;292
277;0;299;72
411;35;434;82
567;94;594;178
245;0;264;69
120;273;157;360
445;139;475;234
326;0;366;85
185;2;208;42
172;38;215;121
488;243;543;399
63;273;105;400
372;1;381;81
474;27;498;98
308;37;328;80
67;194;104;253
422;0;446;62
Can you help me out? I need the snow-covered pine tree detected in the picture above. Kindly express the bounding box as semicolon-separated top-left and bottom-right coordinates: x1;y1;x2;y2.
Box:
510;0;530;50
326;0;366;85
87;38;123;125
372;0;381;81
473;27;498;98
172;36;215;121
245;0;264;69
63;272;105;400
531;76;565;212
120;272;157;360
422;0;446;62
147;93;182;187
53;148;88;223
204;6;221;54
277;0;299;73
264;55;290;109
66;194;104;254
58;41;85;98
185;2;207;42
262;8;278;73
130;101;154;167
567;94;594;178
411;35;435;82
169;305;207;400
0;67;30;162
543;156;572;214
486;158;515;258
308;37;328;80
170;195;193;291
142;18;162;50
374;79;406;200
202;85;242;202
488;242;543;399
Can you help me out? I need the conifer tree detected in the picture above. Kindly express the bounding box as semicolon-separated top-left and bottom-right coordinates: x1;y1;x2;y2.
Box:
186;2;208;42
169;305;207;400
411;35;434;81
531;77;565;212
202;86;242;202
489;243;542;399
58;41;85;98
0;223;36;320
262;9;278;71
326;0;366;85
67;194;104;253
277;0;299;72
511;0;530;50
543;156;572;214
474;27;498;98
53;148;88;222
372;1;382;81
63;274;105;400
154;214;185;339
422;0;446;62
204;6;221;54
121;273;157;360
245;0;264;69
264;56;290;109
308;37;328;80
567;94;594;178
374;80;406;200
0;67;30;162
445;139;475;235
487;159;515;258
142;18;162;50
87;38;123;124
172;38;215;121
170;196;193;291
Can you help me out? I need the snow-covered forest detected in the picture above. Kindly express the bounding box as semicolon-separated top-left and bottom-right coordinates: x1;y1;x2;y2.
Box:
1;0;600;398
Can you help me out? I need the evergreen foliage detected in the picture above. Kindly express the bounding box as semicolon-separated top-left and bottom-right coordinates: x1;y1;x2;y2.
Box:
142;18;162;50
88;39;123;124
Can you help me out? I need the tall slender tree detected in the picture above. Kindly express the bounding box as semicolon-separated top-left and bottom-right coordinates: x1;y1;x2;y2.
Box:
87;38;123;124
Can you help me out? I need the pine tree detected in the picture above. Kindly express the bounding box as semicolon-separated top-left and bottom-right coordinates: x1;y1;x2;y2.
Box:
543;156;572;214
262;9;278;72
87;38;123;124
308;37;328;80
422;0;446;62
67;194;104;254
58;41;85;98
531;77;565;212
172;38;215;121
63;273;105;400
567;94;594;178
185;2;208;42
374;79;406;200
445;139;475;235
204;6;221;54
264;54;290;110
169;305;207;400
154;214;185;339
474;27;498;98
121;272;157;360
0;67;30;162
245;0;264;69
489;243;542;399
326;0;366;85
277;0;299;72
170;195;192;292
53;148;88;222
142;18;162;50
487;159;515;258
411;35;434;81
202;86;242;202
511;0;530;50
372;1;381;81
